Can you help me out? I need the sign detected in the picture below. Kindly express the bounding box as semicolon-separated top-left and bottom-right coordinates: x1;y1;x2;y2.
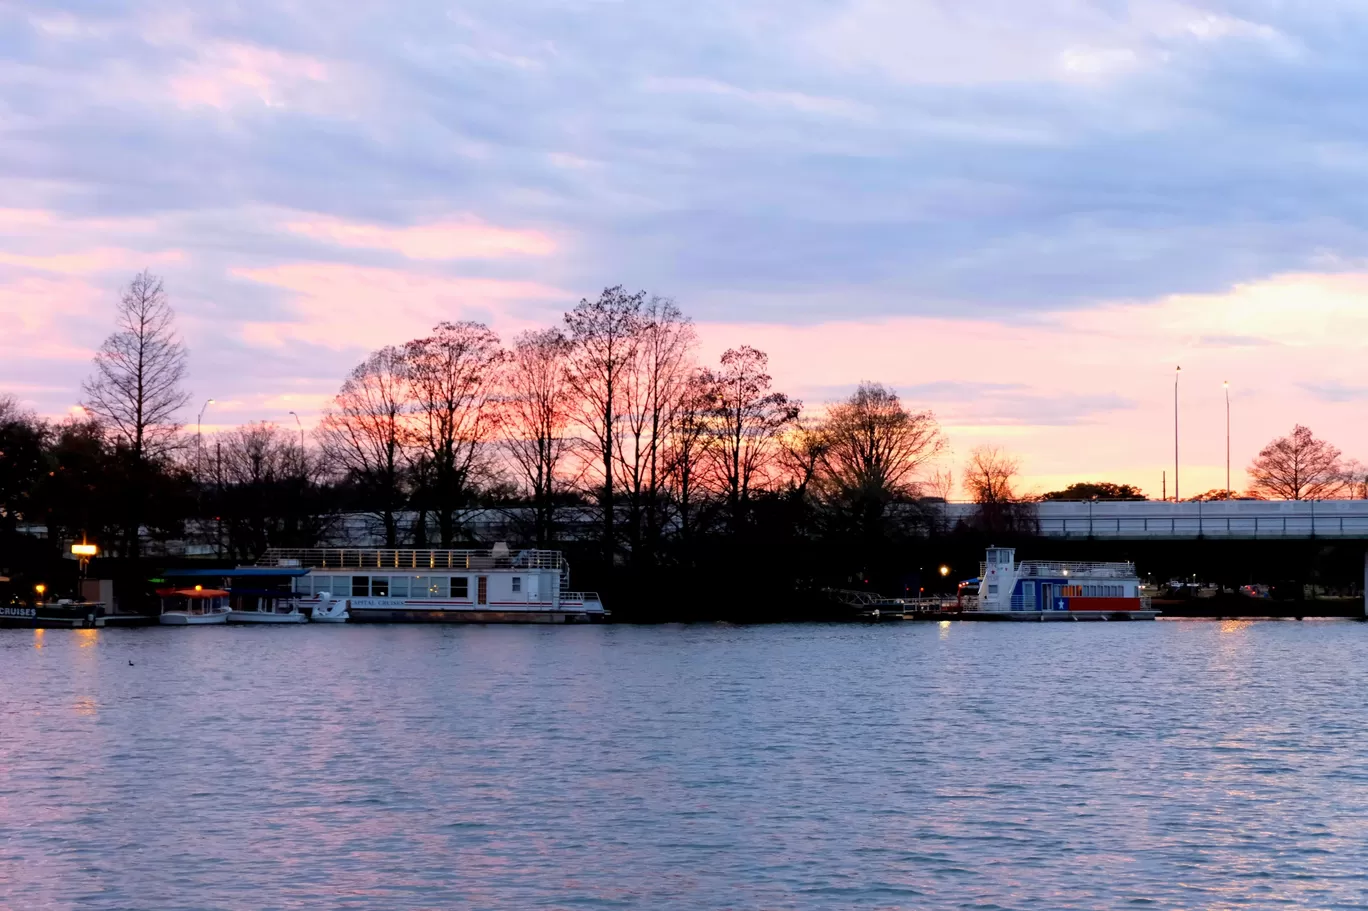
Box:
0;606;36;619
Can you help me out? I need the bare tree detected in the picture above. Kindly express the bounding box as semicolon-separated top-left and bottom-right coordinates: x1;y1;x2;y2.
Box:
708;346;800;531
316;345;410;546
963;444;1033;535
1248;425;1347;500
963;445;1021;504
215;422;321;560
564;286;645;562
82;270;189;463
502;328;577;546
1340;459;1368;500
662;369;717;548
404;321;506;547
778;418;829;502
615;296;697;563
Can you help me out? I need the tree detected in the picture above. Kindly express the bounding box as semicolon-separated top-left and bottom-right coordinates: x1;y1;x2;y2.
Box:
81;270;189;463
0;397;48;543
963;444;1034;535
502;328;577;546
564;286;645;562
404;321;506;546
616;296;697;565
708;346;800;531
317;346;410;546
213;422;324;559
661;369;717;550
1041;481;1146;501
817;383;944;536
1248;425;1346;500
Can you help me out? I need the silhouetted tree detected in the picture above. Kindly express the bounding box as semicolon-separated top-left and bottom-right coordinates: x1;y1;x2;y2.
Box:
708;346;800;532
502;328;577;546
1248;425;1346;500
1041;481;1146;501
317;346;410;546
404;322;505;546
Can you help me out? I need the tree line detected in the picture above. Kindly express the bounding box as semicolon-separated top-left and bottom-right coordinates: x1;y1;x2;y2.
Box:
2;270;1365;612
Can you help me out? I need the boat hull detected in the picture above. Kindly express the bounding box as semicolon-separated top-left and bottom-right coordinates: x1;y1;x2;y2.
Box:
348;607;600;624
0;605;106;629
226;611;307;624
160;611;230;625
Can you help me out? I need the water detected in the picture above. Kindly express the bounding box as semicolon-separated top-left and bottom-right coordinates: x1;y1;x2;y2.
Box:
3;620;1368;910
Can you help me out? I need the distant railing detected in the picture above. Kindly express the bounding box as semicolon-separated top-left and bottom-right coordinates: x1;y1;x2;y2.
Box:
1016;561;1137;579
560;591;602;604
258;547;565;571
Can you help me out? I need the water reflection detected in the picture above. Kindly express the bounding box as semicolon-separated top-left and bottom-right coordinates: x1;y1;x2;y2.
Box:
0;622;1365;909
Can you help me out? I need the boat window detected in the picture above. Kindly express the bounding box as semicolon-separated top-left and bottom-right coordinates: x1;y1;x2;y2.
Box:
987;584;998;595
371;576;389;597
429;577;449;598
511;576;521;593
451;577;469;599
412;576;430;597
390;576;409;598
352;576;369;597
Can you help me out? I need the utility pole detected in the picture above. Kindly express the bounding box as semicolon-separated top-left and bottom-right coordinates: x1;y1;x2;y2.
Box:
1224;381;1231;498
1174;366;1181;502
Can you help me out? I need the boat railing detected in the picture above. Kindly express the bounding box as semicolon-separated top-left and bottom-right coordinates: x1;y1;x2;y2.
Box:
560;591;602;604
1015;561;1137;579
258;547;565;571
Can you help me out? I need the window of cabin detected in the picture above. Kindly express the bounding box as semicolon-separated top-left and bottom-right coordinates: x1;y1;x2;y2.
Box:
352;576;369;597
429;577;449;598
512;576;522;593
451;577;469;599
371;577;389;597
390;576;410;598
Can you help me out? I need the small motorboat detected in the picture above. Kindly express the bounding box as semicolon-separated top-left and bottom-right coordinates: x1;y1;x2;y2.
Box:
159;588;231;625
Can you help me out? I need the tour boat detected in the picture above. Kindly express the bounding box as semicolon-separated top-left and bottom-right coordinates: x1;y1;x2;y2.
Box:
260;545;607;624
159;588;231;625
970;547;1159;620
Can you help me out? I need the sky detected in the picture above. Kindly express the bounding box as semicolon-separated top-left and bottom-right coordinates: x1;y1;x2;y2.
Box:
4;0;1368;496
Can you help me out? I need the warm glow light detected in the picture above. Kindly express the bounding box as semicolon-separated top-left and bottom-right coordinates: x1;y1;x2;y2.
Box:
194;584;203;591
939;565;950;576
34;583;46;595
71;543;98;557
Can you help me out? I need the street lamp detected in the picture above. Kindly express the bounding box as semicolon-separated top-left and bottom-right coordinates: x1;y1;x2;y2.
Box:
1174;366;1181;502
288;411;304;453
197;398;215;482
72;541;98;592
1223;381;1231;498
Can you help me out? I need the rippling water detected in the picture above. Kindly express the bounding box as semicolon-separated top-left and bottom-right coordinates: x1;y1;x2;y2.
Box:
3;620;1368;909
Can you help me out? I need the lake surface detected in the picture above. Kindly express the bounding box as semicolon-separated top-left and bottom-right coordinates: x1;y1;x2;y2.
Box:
3;620;1368;910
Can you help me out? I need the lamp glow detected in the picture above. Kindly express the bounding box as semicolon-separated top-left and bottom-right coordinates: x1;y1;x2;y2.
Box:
71;543;98;557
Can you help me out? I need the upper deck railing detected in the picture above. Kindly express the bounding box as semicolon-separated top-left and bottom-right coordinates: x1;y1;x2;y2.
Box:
983;560;1137;579
257;548;565;571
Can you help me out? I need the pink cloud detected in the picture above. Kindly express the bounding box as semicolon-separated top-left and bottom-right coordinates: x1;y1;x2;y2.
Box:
231;262;567;349
169;43;330;110
284;215;557;260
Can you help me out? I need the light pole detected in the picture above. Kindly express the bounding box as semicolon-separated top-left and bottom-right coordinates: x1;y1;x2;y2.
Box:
288;411;304;454
197;398;215;482
1223;380;1230;498
1174;366;1181;502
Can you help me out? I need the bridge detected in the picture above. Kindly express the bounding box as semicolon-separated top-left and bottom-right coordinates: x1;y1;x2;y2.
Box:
963;500;1368;540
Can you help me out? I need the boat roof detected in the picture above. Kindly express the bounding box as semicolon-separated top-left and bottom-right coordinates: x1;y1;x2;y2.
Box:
159;588;230;598
164;567;310;578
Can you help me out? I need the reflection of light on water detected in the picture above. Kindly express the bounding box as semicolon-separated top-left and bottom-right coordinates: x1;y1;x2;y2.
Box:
939;619;951;639
33;628;44;649
76;629;98;648
1220;620;1252;635
74;697;97;716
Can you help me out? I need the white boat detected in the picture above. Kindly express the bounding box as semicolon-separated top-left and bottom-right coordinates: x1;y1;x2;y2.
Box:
259;544;608;624
226;601;307;624
308;592;350;623
159;588;231;625
970;547;1159;620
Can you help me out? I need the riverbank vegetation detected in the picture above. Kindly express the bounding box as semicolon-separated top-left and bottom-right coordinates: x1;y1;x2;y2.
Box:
3;272;1367;616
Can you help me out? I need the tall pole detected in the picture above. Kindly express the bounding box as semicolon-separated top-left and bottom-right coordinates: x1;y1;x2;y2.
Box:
197;398;215;483
1174;366;1181;502
1224;381;1230;498
288;411;304;459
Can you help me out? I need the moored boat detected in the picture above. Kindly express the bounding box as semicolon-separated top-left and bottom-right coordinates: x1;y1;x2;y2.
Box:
306;592;350;623
159;588;231;625
969;547;1158;620
260;545;608;624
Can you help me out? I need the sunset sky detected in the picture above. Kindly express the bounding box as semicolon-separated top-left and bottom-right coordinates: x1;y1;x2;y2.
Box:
5;1;1368;496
